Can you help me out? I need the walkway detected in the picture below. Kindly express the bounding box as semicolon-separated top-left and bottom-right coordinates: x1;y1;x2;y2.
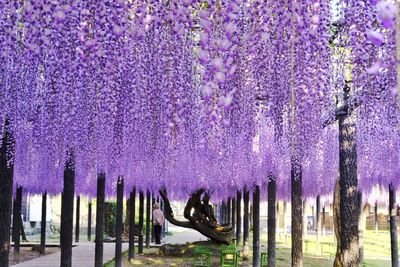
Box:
13;242;128;267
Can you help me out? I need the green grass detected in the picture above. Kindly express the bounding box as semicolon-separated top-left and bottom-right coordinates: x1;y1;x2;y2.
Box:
103;230;395;266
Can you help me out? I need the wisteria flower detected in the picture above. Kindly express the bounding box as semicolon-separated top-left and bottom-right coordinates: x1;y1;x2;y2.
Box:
376;0;397;28
366;30;385;46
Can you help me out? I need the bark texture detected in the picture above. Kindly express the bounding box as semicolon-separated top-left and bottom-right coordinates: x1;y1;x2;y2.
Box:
268;178;276;267
243;188;250;259
145;191;151;248
291;161;303;267
128;188;136;260
334;111;360;267
12;186;22;256
60;156;75;267
253;185;260;267
115;177;124;267
40;192;47;255
159;189;233;244
87;201;92;241
389;183;399;267
316;196;321;255
75;196;80;243
95;173;105;267
236;190;242;245
0;120;14;267
138;191;144;254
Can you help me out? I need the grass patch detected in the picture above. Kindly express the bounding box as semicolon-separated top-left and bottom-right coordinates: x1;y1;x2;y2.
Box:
103;230;394;266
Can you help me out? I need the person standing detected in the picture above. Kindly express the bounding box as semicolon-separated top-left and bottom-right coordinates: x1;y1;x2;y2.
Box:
152;203;165;244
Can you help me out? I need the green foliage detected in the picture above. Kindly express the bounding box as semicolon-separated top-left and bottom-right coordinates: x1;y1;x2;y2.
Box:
105;202;116;237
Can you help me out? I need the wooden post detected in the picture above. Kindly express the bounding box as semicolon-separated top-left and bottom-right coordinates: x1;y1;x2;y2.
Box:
60;156;75;267
0;119;14;267
115;177;124;267
316;196;321;255
322;205;326;236
12;186;23;256
219;200;225;225
389;183;399;267
232;197;236;235
243;188;250;259
291;160;303;267
128;188;136;260
95;173;106;267
374;202;378;233
145;190;151;248
161;199;166;238
253;185;260;267
268;178;276;267
87;201;92;241
236;190;242;245
227;197;231;225
75;196;80;243
138;191;144;254
151;193;155;243
40;192;47;255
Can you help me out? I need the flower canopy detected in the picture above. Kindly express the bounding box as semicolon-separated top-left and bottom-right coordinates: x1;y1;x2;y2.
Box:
0;0;399;200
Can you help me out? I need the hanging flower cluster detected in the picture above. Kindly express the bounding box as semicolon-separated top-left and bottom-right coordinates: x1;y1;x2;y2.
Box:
0;0;399;201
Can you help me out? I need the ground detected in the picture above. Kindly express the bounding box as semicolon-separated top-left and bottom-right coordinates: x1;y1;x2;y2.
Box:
104;230;393;267
9;247;59;266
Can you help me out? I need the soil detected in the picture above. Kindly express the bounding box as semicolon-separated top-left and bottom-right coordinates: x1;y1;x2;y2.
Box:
9;247;60;266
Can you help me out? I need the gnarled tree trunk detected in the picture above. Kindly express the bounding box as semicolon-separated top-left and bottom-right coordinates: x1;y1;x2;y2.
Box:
159;189;233;244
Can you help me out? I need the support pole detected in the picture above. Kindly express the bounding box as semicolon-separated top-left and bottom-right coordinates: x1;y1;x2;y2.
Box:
12;186;22;256
40;192;47;255
253;185;260;267
145;190;151;248
75;196;80;243
161;199;166;238
138;191;144;254
374;202;378;233
316;196;321;255
115;177;124;267
236;190;242;245
268;178;276;267
128;188;136;260
389;183;399;267
322;206;326;236
60;156;75;267
221;201;225;225
0;120;14;267
87;201;92;241
151;193;155;243
95;173;105;267
227;197;231;225
291;160;303;267
232;197;236;236
243;188;250;260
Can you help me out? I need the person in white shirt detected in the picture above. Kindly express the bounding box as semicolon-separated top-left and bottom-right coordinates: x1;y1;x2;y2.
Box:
152;203;165;244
